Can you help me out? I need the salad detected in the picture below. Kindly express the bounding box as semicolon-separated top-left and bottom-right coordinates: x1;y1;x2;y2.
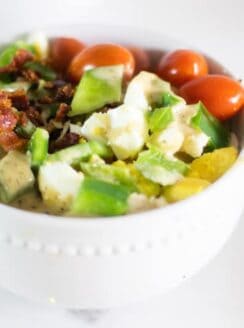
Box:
0;33;242;217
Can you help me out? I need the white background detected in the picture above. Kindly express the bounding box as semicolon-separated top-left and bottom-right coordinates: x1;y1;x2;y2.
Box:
0;0;243;327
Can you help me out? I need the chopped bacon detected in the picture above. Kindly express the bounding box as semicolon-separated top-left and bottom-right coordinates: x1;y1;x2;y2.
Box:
55;103;70;121
0;108;18;131
0;92;18;132
25;107;42;126
0;91;26;150
6;89;29;110
44;80;66;89
55;84;74;102
0;92;12;111
18;111;28;126
38;95;53;104
0;131;27;151
50;132;79;152
0;49;33;74
21;69;39;83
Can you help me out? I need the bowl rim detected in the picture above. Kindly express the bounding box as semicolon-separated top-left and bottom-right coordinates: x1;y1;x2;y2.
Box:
0;23;243;227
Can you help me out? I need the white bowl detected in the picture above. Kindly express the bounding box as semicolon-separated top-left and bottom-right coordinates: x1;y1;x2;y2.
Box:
0;24;243;309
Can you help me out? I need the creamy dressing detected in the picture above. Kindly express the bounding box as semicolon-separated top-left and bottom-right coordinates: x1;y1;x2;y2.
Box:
11;191;52;214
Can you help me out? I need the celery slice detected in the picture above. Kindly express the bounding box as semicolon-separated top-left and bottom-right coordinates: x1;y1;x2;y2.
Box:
70;65;123;116
29;128;49;169
191;102;230;149
71;178;130;216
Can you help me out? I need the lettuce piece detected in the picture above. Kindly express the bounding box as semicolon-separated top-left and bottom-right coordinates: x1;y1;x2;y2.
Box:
81;162;137;192
135;147;189;186
148;106;173;133
113;161;161;197
24;61;57;81
0;81;31;92
0;41;35;68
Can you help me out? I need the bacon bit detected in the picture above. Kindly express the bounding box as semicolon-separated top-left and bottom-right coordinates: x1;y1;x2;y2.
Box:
43;81;55;89
50;132;79;152
25;107;42;125
0;92;12;110
0;108;18;131
18;111;28;126
0;131;27;151
0;91;26;150
45;80;66;89
0;49;33;74
6;89;29;110
55;84;74;102
21;69;39;83
0;92;18;132
55;103;70;121
38;95;53;104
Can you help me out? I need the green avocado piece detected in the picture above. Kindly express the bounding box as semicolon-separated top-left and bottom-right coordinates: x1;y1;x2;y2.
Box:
69;65;124;116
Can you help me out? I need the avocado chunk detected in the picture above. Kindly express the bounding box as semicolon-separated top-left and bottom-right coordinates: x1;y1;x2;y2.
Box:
0;151;35;203
69;65;124;116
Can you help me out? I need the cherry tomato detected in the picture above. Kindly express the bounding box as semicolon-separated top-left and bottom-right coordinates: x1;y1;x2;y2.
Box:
180;75;244;120
68;43;135;82
157;49;208;87
49;37;86;73
127;47;150;74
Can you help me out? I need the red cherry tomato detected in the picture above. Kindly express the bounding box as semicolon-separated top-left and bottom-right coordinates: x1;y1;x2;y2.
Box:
68;43;135;83
49;37;86;73
180;75;244;120
157;49;208;87
127;47;150;74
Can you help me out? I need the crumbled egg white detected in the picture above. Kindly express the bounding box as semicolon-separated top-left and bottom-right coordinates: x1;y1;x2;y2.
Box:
149;121;185;156
150;104;209;158
107;104;148;159
173;103;196;124
123;72;208;158
38;162;83;212
81;113;108;143
124;71;172;111
177;105;209;157
181;129;209;158
70;123;83;136
128;193;167;213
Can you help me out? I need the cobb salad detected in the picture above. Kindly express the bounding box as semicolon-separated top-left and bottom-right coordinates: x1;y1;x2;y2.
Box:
0;33;242;217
